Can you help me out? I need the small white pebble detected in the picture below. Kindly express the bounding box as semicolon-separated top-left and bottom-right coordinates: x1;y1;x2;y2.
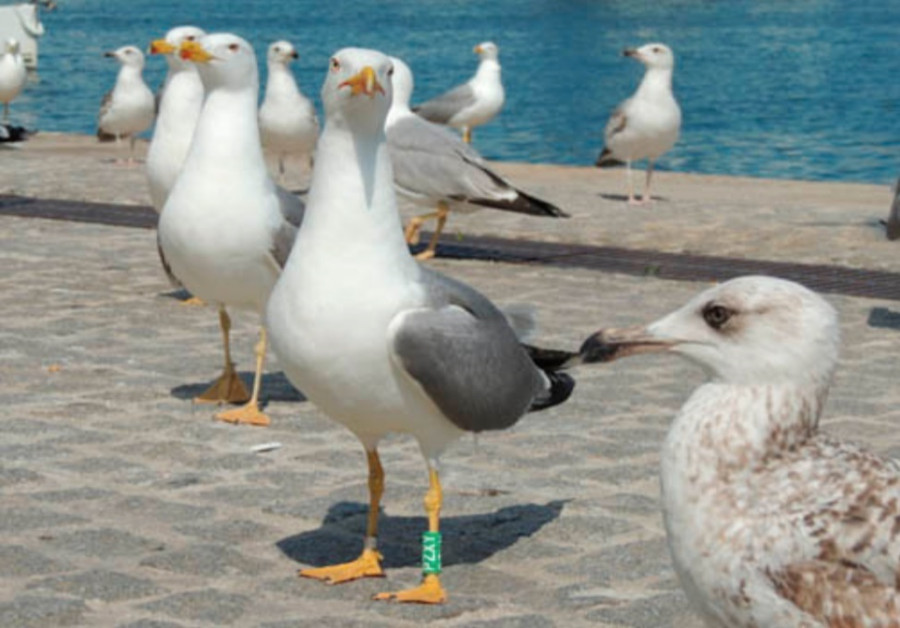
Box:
250;442;282;453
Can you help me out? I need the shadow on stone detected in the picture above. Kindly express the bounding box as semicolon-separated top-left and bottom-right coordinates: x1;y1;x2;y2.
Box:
170;372;306;403
867;307;900;331
159;288;195;302
276;499;567;569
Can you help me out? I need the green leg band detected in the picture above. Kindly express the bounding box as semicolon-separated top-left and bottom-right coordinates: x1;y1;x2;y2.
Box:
422;531;442;575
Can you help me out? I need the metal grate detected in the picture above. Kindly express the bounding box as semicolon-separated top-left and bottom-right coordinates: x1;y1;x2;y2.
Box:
2;194;899;302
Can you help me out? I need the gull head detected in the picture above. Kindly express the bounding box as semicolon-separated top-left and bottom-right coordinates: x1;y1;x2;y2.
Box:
149;26;205;69
578;276;840;389
321;47;393;132
267;40;298;67
388;56;414;110
180;33;257;93
623;42;675;71
104;45;145;69
4;38;20;55
474;41;499;61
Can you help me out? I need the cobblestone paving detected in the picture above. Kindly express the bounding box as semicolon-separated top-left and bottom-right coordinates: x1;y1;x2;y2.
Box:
2;214;900;627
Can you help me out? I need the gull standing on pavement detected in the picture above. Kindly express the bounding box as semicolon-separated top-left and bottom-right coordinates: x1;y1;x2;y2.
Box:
0;38;27;123
158;33;304;427
575;276;900;625
595;43;681;205
266;48;574;604
259;40;319;183
97;45;155;164
413;41;504;144
387;56;566;260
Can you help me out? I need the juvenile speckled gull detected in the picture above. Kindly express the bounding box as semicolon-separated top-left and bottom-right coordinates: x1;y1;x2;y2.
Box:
413;41;504;144
145;25;206;213
596;43;681;205
259;40;319;183
387;56;566;260
0;38;26;123
266;48;574;604
577;276;900;626
97;45;155;164
158;33;303;427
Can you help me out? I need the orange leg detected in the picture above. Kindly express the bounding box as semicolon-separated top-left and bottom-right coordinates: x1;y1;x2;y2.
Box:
216;327;270;426
195;306;251;405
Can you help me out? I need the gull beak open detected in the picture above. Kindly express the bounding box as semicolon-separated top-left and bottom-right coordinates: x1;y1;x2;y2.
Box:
180;40;215;63
339;66;384;99
149;39;175;55
575;325;676;365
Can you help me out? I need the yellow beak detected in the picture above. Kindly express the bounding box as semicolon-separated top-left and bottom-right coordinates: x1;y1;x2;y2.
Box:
339;66;384;98
180;40;215;63
474;45;483;54
149;39;175;55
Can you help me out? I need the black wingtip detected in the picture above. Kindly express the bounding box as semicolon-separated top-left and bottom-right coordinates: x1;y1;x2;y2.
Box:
531;371;575;412
0;124;34;142
595;148;624;168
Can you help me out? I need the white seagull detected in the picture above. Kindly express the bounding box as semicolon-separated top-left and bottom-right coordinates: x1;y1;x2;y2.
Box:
0;38;27;123
97;45;156;164
158;33;304;427
387;56;567;260
413;41;504;144
258;39;319;183
595;43;681;205
146;25;206;213
266;48;574;604
577;275;900;626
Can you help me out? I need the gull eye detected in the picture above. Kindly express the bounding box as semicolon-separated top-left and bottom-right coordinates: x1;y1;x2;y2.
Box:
702;303;733;330
228;43;240;52
330;57;340;72
186;35;195;42
653;46;661;53
387;66;394;77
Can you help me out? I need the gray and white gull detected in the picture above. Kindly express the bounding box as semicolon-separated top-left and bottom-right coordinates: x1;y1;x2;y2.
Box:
266;47;574;604
97;45;155;164
387;56;566;260
0;38;27;123
158;33;303;427
596;43;681;205
413;41;504;144
576;275;900;626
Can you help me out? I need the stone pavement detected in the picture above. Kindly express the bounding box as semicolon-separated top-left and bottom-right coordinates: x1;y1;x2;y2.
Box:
1;134;900;627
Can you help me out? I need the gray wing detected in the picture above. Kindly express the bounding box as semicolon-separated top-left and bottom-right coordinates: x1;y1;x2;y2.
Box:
604;101;629;143
413;83;476;124
390;267;548;433
269;186;305;268
97;90;116;139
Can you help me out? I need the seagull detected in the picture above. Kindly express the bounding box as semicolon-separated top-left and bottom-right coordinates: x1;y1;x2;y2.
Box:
266;48;575;604
595;43;681;205
0;38;27;123
575;275;900;626
259;40;319;184
158;33;304;427
0;122;31;143
146;25;206;213
413;42;504;144
883;176;900;241
387;56;567;261
97;45;156;165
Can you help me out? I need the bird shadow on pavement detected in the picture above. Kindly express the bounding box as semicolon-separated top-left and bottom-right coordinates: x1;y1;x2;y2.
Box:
170;371;306;403
867;307;900;331
277;499;568;569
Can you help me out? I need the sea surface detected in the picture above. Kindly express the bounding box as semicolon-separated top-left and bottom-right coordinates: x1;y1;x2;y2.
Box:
10;0;900;184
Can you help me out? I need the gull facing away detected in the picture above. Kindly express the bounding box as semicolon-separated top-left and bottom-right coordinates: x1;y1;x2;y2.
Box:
158;33;304;427
259;40;319;184
595;43;681;205
0;38;26;123
145;25;206;213
387;56;567;261
266;48;575;603
413;42;504;144
97;45;155;165
576;276;900;626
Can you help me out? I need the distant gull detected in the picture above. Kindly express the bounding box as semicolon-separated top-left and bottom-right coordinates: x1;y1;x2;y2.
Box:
413;41;504;144
146;25;206;213
0;38;27;123
97;45;155;164
266;48;574;603
387;56;567;260
576;275;900;625
158;33;303;427
258;40;319;183
595;43;681;205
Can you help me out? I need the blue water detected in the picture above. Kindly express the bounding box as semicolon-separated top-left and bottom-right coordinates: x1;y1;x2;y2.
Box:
13;0;900;183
